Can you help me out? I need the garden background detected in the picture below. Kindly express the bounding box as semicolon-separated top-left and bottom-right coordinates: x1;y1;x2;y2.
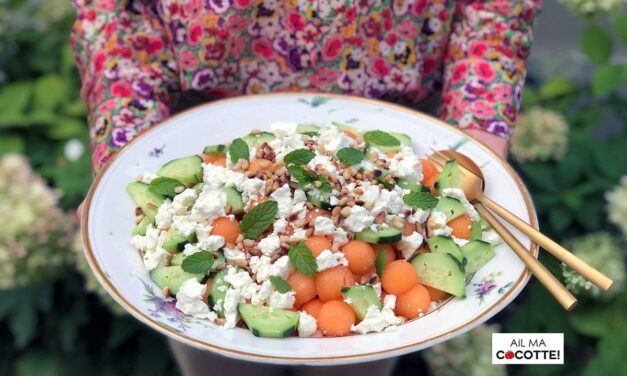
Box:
0;1;625;375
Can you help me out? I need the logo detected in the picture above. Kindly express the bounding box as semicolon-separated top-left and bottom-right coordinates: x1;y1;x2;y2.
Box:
492;333;564;364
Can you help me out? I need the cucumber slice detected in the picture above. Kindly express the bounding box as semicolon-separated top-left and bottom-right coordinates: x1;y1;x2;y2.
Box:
389;131;411;146
222;187;244;214
461;240;496;276
470;221;483;241
242;132;276;146
332;122;362;136
238;304;299;338
162;229;190;253
435;197;468;221
203;144;228;156
171;251;226;271
209;269;229;317
355;227;402;244
434;160;461;191
305;192;334;211
341;285;382;321
426;236;467;266
126;182;165;222
396;178;430;192
133;216;151;236
150;266;204;295
410;253;466;298
297;124;320;136
157;155;203;187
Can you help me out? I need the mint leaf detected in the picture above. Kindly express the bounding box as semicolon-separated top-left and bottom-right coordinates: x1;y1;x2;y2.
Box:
403;191;439;209
375;249;386;277
316;176;332;193
229;138;249;164
336;147;364;165
287;165;313;187
284;149;315;166
363;130;399;147
269;276;292;293
148;177;184;198
181;251;214;274
288;242;318;276
240;200;278;238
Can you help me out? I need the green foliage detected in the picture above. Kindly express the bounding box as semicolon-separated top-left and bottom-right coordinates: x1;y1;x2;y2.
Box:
580;24;612;64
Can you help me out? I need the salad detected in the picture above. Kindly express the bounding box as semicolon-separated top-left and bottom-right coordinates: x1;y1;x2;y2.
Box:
127;122;501;338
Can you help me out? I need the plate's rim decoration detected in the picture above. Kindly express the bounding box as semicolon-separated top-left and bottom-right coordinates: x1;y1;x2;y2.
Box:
81;92;539;364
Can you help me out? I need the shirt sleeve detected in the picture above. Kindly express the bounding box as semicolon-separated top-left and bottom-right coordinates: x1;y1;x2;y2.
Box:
439;0;542;141
71;0;179;173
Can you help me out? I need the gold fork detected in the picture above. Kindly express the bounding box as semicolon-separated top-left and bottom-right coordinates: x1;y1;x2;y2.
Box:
428;150;613;293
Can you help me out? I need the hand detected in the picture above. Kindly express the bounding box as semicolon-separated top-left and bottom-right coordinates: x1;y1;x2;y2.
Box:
464;129;508;159
76;201;85;223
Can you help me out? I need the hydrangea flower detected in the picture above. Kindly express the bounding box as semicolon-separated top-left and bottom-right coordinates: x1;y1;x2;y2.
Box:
562;232;625;301
424;324;505;376
605;175;627;236
558;0;625;16
71;231;126;315
511;107;569;163
0;154;74;289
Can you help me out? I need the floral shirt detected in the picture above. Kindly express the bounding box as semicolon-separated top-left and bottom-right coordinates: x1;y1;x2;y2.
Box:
71;0;542;172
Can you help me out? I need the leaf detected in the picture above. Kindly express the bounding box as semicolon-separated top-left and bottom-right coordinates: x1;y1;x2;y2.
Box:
0;135;25;155
570;290;626;338
336;147;365;165
181;251;214;274
582;330;627;376
581;24;612;65
287;165;313;187
520;87;539;110
548;206;572;234
283;149;315;166
375;249;386;277
32;74;68;111
46;117;86;140
520;163;560;192
592;65;623;97
269;276;292;293
288;242;318;276
8;301;37;348
0;81;32;117
614;14;627;45
229;138;249;164
363;130;400;147
538;77;577;100
240;200;278;239
148;177;184;198
15;350;64;376
403;191;439;209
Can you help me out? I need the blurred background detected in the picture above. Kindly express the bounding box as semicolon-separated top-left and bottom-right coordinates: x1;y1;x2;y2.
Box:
0;1;625;375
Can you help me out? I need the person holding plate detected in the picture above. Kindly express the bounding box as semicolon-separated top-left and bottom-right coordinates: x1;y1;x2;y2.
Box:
71;0;542;374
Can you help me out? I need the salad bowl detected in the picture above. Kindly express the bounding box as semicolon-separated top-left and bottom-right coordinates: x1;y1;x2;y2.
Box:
82;93;538;365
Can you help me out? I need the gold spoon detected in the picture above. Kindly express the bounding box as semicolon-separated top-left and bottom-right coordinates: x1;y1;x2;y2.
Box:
430;150;613;292
429;150;577;310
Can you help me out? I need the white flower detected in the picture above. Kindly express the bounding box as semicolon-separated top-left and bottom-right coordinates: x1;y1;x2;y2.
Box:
63;139;85;162
559;0;625;16
511;107;569;162
605;175;627;236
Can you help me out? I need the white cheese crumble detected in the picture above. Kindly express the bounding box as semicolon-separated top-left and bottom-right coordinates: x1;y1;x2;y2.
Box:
196;231;225;251
428;210;452;237
270;184;294;217
343;205;375;232
268;134;306;161
191;189;227;223
139;172;157;184
258;234;281;257
236;178;266;208
223;246;246;261
351;295;402;334
388;146;423;181
222;288;241;328
313;216;335;235
155;200;173;229
371;187;406;215
316;249;349;271
268;291;296;309
132;225;170;271
307;154;339;179
270;121;298;137
482;229;502;245
452;236;470;247
175;278;217;320
298;311;318;337
408;208;430;224
317;124;355;153
396;231;424;260
202;163;246;189
441;188;480;221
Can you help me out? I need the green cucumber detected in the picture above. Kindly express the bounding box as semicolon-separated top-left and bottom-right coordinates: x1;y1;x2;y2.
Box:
150;266;204;295
355;227;402;244
203;144;228;156
410;253;466;298
242;132;276;146
238;304;299;338
222;187;244;214
126;182;165;222
470;221;483;241
434;197;468;221
209;269;229;317
434;160;461;191
305;192;334;211
162;229;190;253
297;124;320;136
333;122;362;136
461;240;496;276
341;285;382;321
133;216;151;236
396;178;430;192
389;131;411;146
157;155;203;187
426;236;467;266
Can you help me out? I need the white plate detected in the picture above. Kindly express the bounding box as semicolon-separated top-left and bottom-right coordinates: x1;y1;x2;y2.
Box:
82;93;538;365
